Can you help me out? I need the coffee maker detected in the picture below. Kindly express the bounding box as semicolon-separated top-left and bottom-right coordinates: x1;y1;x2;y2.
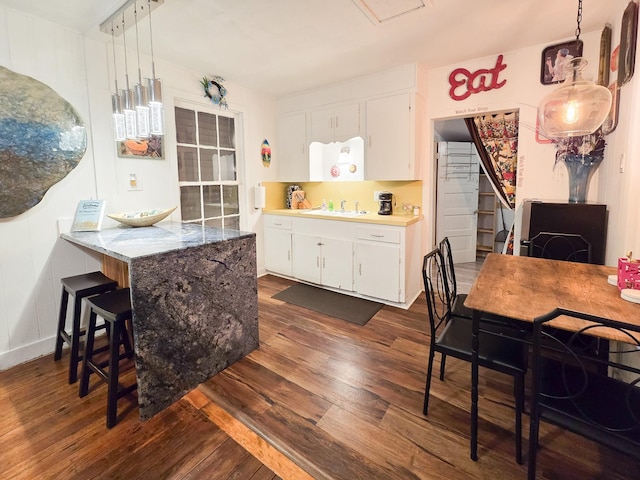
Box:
378;192;393;215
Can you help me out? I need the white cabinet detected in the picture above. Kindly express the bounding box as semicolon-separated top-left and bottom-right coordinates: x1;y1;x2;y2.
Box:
365;92;424;180
263;214;421;308
310;103;361;143
354;227;402;303
277;113;309;181
264;216;292;276
292;234;353;290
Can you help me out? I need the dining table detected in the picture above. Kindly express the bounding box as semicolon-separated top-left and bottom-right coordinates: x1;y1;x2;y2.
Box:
464;253;640;461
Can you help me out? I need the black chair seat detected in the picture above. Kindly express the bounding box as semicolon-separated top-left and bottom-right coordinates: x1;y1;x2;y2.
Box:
437;317;528;375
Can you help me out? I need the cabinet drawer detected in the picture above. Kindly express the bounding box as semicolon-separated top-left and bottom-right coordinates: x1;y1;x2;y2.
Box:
264;216;292;230
356;227;400;244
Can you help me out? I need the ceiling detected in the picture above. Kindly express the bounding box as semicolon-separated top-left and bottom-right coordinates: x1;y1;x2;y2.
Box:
0;0;613;98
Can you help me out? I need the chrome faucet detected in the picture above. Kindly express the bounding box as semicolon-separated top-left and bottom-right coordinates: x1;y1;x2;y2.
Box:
354;201;359;213
340;200;346;213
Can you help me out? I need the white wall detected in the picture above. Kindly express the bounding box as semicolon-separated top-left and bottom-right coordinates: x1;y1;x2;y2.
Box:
0;7;277;370
423;0;639;265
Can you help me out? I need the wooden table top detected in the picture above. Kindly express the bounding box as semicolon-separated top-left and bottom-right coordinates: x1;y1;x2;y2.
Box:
465;254;640;338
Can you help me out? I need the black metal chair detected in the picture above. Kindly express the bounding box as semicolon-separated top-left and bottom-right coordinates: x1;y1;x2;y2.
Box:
422;247;528;464
524;231;592;264
439;237;472;319
528;308;640;479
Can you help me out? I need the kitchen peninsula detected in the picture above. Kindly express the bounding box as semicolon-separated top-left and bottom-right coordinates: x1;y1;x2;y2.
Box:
61;223;258;420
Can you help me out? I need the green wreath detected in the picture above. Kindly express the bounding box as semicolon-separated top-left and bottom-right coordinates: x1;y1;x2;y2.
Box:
200;75;228;109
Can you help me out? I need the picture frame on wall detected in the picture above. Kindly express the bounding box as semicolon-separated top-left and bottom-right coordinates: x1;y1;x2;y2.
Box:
617;0;638;87
540;40;583;85
602;81;620;135
598;24;612;86
117;135;164;159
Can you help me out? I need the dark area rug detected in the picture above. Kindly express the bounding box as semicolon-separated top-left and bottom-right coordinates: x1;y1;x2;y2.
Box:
272;283;383;326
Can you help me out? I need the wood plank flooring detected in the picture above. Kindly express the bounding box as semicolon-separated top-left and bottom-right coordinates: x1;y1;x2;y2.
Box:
2;260;638;479
196;269;640;480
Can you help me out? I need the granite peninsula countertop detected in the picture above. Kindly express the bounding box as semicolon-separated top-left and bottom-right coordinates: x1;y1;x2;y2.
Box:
61;222;255;262
263;209;423;227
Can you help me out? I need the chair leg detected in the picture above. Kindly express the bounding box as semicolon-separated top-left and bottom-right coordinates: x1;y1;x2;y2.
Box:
527;404;540;480
79;311;97;398
68;295;84;384
54;289;69;361
439;353;447;381
107;319;122;428
423;350;436;415
514;374;524;465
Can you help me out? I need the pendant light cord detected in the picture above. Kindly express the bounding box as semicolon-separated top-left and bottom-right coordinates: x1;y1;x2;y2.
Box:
134;2;143;84
148;0;157;79
111;23;119;92
122;13;130;91
575;0;583;42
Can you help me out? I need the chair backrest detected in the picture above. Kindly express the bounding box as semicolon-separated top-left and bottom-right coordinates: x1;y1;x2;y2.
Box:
422;248;451;338
527;231;592;264
438;237;457;304
530;308;640;459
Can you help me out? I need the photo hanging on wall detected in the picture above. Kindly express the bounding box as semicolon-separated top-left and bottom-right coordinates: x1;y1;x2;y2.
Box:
118;135;164;159
618;0;638;87
540;40;583;85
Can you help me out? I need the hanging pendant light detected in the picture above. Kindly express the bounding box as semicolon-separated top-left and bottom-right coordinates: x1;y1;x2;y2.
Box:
120;12;138;140
110;24;126;142
133;2;150;138
537;0;612;138
147;0;164;135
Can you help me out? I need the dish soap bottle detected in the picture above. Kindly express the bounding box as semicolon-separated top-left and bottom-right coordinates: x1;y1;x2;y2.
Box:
328;199;334;212
321;199;327;211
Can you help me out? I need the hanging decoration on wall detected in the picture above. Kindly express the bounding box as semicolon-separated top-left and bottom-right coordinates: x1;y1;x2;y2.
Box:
0;66;87;219
261;139;271;167
201;75;228;108
618;0;638;87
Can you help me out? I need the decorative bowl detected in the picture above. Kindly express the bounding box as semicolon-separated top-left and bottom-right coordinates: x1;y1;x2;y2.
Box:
107;206;177;227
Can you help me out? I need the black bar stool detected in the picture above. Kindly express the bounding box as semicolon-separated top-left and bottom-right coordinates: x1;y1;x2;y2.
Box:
79;287;137;428
54;272;118;384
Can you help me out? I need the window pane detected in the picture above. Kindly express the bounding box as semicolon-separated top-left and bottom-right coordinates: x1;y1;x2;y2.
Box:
220;151;236;181
180;186;202;221
223;185;239;215
199;148;216;182
218;116;235;148
203;185;222;218
198;112;217;147
224;216;240;230
177;146;198;181
204;218;222;228
175;107;196;144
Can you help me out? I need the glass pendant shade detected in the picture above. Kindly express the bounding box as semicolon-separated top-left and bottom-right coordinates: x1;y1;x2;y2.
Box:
538;58;612;138
134;83;150;138
147;77;164;135
121;88;138;140
111;92;126;141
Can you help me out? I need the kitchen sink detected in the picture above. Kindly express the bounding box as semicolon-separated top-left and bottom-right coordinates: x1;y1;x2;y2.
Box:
299;209;367;217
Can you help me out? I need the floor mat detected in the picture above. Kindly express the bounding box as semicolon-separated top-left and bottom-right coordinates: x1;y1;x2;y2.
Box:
272;283;383;326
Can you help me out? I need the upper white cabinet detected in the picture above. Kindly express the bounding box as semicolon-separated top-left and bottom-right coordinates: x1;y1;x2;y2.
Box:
277;113;309;181
310;103;361;143
365;92;424;181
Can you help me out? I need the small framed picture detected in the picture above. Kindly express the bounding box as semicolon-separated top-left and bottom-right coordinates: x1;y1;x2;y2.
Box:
117;135;164;159
540;40;583;85
618;0;638;87
602;81;620;135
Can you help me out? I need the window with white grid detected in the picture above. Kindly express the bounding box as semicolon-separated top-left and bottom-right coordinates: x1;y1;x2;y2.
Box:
174;104;240;229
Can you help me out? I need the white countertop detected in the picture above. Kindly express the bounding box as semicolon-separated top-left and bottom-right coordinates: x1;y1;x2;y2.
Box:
263;209;422;227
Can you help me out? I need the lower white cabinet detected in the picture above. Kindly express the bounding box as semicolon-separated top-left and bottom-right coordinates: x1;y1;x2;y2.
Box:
263;214;421;308
292;234;353;290
264;216;292;276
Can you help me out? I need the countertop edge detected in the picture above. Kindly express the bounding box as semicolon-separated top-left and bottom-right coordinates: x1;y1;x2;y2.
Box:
262;209;422;226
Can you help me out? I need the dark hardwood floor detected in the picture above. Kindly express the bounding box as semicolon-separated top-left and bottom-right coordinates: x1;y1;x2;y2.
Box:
2;264;638;479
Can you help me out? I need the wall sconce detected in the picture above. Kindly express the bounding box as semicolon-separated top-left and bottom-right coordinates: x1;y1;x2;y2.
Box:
537;0;612;138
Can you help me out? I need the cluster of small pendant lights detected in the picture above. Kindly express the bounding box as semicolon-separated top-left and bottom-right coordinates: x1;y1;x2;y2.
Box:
111;0;163;142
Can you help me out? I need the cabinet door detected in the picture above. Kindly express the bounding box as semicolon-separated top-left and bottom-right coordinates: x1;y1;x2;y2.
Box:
333;103;361;142
292;234;322;284
365;93;411;180
310;106;335;144
354;242;401;302
277;113;309;181
321;238;353;291
264;228;292;276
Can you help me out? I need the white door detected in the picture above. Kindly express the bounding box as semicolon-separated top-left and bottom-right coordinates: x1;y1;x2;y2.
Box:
436;142;480;263
292;233;322;284
354;242;401;302
264;228;292;276
321;237;354;290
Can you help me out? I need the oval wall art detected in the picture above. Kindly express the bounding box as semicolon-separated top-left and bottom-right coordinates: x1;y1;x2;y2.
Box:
0;66;87;218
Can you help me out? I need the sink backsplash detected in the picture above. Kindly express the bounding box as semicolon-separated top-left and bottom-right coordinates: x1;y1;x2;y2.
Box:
262;180;422;215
